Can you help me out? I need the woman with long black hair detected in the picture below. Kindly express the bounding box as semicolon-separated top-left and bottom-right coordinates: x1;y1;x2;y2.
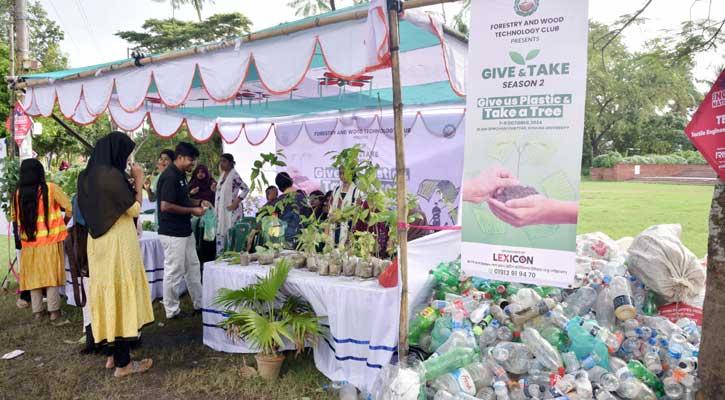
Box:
14;158;72;321
78;132;154;377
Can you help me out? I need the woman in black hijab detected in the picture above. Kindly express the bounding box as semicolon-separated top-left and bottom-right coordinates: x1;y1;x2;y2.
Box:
77;132;154;377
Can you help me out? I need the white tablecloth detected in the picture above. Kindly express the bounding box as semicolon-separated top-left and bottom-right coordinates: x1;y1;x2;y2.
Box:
64;231;166;306
202;262;400;392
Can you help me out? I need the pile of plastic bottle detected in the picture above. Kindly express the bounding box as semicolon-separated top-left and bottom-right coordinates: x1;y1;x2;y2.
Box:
405;259;701;400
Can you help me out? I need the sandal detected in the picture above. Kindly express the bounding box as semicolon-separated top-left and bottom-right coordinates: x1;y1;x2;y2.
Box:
33;312;43;321
49;311;61;321
114;359;153;378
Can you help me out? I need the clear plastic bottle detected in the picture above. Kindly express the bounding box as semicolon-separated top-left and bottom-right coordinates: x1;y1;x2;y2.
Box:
492;342;532;374
476;387;496;400
480;320;500;349
434;330;476;357
562;286;598;317
470;302;491;325
663;376;684;400
562;351;580;373
467;361;495;390
594;285;615;331
339;381;357;400
574;370;593;399
623;319;640;338
642;338;663;375
587;365;620;392
511;298;557;326
497;325;514;342
630;276;647;312
611;276;637;321
432;368;477;395
521;327;563;371
493;380;510;400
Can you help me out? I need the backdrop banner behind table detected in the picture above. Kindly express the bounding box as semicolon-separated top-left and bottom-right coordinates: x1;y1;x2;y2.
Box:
461;0;589;288
274;108;466;226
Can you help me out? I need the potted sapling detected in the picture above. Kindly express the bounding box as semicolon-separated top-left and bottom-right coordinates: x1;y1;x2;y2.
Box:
215;259;322;380
296;215;323;272
353;231;377;279
256;246;276;265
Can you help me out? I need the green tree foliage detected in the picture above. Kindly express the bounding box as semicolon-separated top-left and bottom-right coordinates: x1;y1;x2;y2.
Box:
151;0;212;22
286;0;366;17
116;13;252;53
583;22;699;168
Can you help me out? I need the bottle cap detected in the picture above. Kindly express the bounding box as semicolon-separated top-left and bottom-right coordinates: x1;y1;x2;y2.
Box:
630;275;637;281
603;276;612;284
648;338;657;345
558;367;566;376
513;331;521;339
693;351;699;357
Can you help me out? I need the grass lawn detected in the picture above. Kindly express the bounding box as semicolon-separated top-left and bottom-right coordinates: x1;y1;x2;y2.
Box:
0;180;713;399
577;180;713;257
0;291;336;400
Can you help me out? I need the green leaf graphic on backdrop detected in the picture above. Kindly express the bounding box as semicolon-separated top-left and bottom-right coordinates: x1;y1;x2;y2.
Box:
509;51;526;65
526;49;540;60
542;171;577;201
490;134;517;162
473;205;508;235
523;224;559;242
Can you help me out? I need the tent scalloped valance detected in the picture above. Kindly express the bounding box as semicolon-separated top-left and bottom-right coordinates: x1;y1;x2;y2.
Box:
19;8;466;143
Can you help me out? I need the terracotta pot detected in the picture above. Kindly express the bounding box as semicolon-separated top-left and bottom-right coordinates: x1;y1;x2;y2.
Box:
249;253;259;262
255;353;285;380
239;253;250;266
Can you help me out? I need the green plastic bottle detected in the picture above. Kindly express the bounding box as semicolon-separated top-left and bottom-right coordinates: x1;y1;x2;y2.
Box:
628;359;665;397
643;292;658;316
422;346;480;381
430;263;460;286
409;307;439;346
540;325;568;351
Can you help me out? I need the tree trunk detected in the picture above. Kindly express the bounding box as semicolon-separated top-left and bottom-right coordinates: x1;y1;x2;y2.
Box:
698;178;725;398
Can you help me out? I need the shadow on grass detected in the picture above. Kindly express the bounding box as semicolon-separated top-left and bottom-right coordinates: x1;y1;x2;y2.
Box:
0;286;335;400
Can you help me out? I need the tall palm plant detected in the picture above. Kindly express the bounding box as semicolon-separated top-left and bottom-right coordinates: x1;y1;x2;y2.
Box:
214;259;322;357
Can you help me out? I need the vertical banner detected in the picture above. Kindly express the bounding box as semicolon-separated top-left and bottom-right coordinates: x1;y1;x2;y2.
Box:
461;0;588;287
4;102;34;145
684;68;725;180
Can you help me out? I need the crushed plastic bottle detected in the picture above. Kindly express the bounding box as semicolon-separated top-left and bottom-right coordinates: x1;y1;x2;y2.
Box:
411;250;702;400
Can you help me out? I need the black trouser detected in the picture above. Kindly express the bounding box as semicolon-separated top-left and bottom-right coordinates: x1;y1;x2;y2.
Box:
111;341;130;368
20;290;30;302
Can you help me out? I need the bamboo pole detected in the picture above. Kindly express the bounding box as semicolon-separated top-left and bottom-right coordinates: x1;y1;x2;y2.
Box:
8;18;16;158
388;0;410;367
50;113;94;151
8;0;461;90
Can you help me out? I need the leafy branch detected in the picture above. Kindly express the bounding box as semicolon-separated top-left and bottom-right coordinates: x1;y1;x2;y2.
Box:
250;150;286;194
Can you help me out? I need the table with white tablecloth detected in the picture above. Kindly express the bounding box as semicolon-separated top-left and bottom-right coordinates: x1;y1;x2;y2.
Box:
202;230;462;391
63;231;166;306
202;261;400;392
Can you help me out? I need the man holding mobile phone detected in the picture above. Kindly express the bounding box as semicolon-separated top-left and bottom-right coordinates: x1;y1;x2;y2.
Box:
156;142;211;319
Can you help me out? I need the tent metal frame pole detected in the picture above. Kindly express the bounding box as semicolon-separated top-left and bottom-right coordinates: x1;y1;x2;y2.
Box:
7;0;460;90
388;0;410;367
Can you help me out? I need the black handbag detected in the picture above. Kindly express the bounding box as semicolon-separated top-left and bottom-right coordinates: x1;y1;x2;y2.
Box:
64;224;89;307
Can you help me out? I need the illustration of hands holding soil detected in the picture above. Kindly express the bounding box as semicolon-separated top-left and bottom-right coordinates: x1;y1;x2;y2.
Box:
463;166;578;228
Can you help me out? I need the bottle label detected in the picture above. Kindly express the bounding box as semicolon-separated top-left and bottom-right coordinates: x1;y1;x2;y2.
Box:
420;307;435;318
451;369;476;394
613;295;633;309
